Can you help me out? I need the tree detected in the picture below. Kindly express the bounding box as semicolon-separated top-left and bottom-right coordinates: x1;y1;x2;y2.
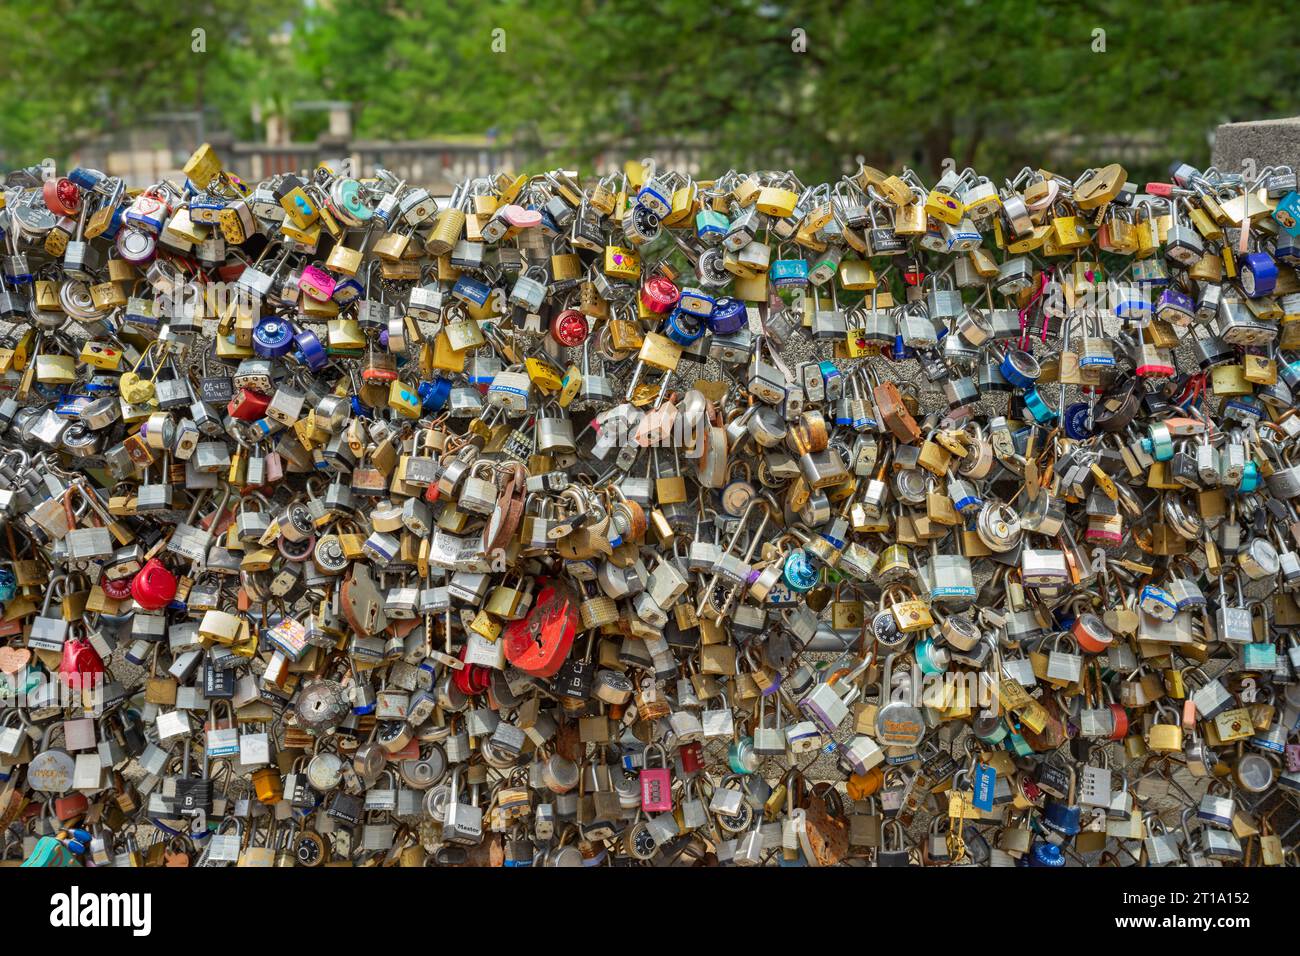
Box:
501;0;1300;182
2;0;1298;183
0;0;296;165
291;0;533;141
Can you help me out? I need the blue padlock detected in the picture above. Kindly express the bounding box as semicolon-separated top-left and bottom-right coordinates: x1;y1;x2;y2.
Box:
999;349;1041;388
252;316;295;359
1063;401;1093;439
67;167;105;191
333;276;364;306
1240;250;1278;298
292;328;328;370
782;549;820;592
1028;841;1066;867
451;275;492;307
420;377;452;412
662;307;704;346
705;295;745;334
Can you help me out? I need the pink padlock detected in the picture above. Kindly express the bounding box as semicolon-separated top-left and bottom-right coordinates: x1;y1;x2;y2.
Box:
639;742;673;812
633;398;679;448
298;264;337;302
501;204;543;230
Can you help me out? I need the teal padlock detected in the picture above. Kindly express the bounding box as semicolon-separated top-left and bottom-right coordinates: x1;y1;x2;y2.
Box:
1239;459;1260;492
1273;190;1300;236
914;636;948;676
727;736;759;775
770;255;810;288
694;208;729;243
1243;640;1278;671
783;549;820;592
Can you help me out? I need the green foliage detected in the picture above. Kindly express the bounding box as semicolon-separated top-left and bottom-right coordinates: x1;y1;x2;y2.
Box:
0;0;297;165
507;0;1300;181
2;0;1298;182
293;0;533;140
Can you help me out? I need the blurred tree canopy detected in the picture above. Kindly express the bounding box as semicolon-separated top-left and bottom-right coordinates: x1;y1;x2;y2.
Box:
0;0;298;159
1;0;1297;182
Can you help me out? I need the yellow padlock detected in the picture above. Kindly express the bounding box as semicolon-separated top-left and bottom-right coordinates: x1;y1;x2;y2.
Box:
279;186;319;229
327;318;366;356
35;353;76;385
388;380;423;419
604;245;640;281
79;340;125;371
428;330;467;373
1146;704;1184;752
118;341;164;405
756;186;798;218
182;143;224;189
923;189;964;225
557;365;582;408
525;357;563;395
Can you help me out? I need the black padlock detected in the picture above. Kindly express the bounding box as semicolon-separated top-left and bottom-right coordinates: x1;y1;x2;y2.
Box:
203;657;237;699
554;633;596;702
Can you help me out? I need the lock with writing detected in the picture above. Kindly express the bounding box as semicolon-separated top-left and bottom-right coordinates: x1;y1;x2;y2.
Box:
874;654;925;749
1212;569;1252;644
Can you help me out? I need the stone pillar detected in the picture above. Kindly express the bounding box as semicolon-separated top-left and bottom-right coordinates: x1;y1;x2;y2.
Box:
1211;116;1300;175
266;115;290;146
328;106;353;140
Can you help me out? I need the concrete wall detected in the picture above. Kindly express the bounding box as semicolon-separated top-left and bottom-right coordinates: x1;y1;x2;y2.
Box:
1211;116;1300;175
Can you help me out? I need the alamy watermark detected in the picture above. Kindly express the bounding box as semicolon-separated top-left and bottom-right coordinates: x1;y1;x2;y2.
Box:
50;887;152;937
0;668;105;716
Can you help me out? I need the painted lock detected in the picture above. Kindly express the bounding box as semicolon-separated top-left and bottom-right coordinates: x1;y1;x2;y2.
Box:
130;558;178;611
228;387;271;420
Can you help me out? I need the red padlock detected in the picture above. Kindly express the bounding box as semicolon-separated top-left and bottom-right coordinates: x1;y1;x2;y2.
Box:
504;579;579;678
228;387;271;420
130;558;177;610
452;646;493;696
53;791;90;822
58;633;105;689
43;177;81;217
679;740;705;774
1071;613;1112;654
1108;700;1130;741
639;275;680;314
101;573;133;601
386;737;421;762
549;308;590;347
217;260;247;283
